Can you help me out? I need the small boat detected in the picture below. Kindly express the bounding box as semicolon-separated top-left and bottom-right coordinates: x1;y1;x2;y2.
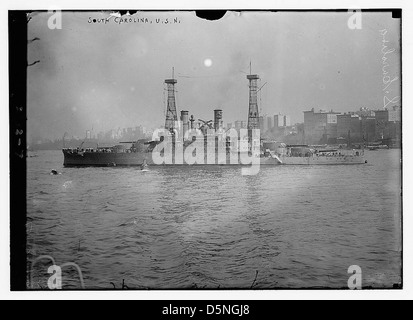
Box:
367;144;388;150
141;159;149;171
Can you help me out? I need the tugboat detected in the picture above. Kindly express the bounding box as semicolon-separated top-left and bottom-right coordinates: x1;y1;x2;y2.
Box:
141;159;149;171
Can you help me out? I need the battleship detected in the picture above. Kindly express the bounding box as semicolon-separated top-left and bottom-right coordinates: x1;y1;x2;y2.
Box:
63;71;366;167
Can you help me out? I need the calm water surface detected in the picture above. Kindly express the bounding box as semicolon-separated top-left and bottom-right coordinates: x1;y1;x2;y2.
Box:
27;149;402;289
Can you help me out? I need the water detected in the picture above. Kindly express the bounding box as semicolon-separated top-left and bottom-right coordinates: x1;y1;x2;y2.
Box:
27;149;402;289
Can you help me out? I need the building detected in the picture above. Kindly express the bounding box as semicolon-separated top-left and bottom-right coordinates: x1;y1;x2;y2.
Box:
337;108;378;144
274;114;291;128
259;116;265;132
375;107;401;123
362;117;376;143
97;131;104;141
303;108;340;144
375;106;401;142
356;107;376;118
337;114;362;142
267;116;273;131
274;114;284;128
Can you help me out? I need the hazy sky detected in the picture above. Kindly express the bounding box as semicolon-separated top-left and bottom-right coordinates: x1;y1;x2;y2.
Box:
27;11;400;140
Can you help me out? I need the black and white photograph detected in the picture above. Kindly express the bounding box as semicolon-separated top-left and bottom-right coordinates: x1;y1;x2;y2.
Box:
5;1;410;301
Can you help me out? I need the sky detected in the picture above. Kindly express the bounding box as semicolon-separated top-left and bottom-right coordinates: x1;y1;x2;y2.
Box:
27;10;401;140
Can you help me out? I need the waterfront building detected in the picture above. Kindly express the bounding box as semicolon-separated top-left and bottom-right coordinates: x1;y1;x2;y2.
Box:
303;108;339;144
337;114;362;141
375;106;401;142
274;114;284;128
274;114;291;128
259;116;265;133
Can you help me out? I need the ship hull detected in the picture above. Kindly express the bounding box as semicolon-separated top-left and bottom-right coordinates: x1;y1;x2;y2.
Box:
277;155;366;165
63;150;280;167
63;150;365;167
63;150;150;167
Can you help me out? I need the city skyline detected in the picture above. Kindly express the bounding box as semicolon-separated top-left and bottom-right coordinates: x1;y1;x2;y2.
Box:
30;104;400;147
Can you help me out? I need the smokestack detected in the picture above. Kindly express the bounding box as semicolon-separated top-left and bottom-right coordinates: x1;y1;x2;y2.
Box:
189;115;195;129
181;110;189;138
214;109;223;131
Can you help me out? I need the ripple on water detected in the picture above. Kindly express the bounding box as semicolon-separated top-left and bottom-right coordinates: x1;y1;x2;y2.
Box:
26;150;402;289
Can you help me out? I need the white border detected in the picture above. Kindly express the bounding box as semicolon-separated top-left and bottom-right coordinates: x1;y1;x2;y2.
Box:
1;0;412;300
